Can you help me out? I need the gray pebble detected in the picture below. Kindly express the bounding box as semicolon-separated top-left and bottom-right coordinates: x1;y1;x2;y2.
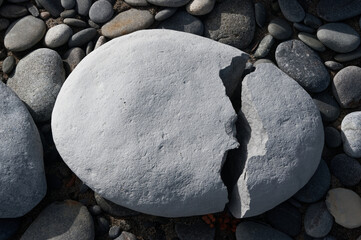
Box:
146;0;190;7
45;24;73;48
304;202;333;238
115;232;137;240
37;0;63;17
89;0;114;24
155;8;177;21
109;226;121;238
317;0;361;22
255;2;266;27
26;3;39;17
124;0;148;6
75;0;92;16
278;0;305;23
63;47;85;74
60;9;77;18
254;34;274;58
333;66;361;108
94;35;106;49
86;41;94;55
2;55;15;74
325;127;341;148
158;11;203;36
68;28;97;47
304;13;322;29
334;47;361;62
312;91;340;122
298;32;326;52
331;154;361;186
88;19;100;29
88;205;102;216
324;61;343;71
293;23;315;33
63;18;87;27
61;0;75;9
253;58;274;66
341;112;361;158
268;18;292;40
0;4;28;18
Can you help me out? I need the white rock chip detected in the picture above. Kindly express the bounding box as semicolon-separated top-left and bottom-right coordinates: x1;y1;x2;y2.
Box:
52;29;248;217
186;0;216;15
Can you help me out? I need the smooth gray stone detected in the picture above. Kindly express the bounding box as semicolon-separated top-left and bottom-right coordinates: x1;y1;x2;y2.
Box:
88;19;100;29
63;47;85;74
317;23;360;53
334;47;361;62
101;9;154;38
278;0;305;23
89;0;113;24
26;3;39;17
63;18;87;27
0;4;28;18
45;24;73;48
228;63;324;218
125;0;148;6
293;23;315;33
312;91;340;122
268;18;292;40
94;193;139;217
75;0;92;16
298;32;326;52
304;202;333;238
253;58;274;66
304;13;322;29
20;200;94;240
158;11;203;36
236;222;292;240
0;18;9;30
86;41;94;55
317;0;361;22
94;36;106;49
204;0;255;50
325;127;342;148
254;2;266;27
324;61;343;71
60;9;76;18
276;40;330;93
68;28;97;47
155;8;177;21
108;226;121;238
333;66;361;108
254;34;274;58
146;0;190;7
293;159;331;203
61;0;75;9
0;81;45;218
7;48;65;122
341;112;361;158
2;55;15;74
115;232;137;240
37;0;63;17
331;154;361;186
4;16;46;52
175;222;215;240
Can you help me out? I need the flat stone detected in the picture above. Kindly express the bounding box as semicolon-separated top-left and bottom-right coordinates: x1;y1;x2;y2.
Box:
268;18;292;40
155;8;177;21
276;40;330;93
341;112;361;158
293;23;315;34
158;11;203;36
317;23;360;53
61;0;75;9
325;127;341;148
204;0;255;49
4;16;46;52
236;222;292;240
324;61;343;71
254;34;274;58
2;55;15;74
312;91;340;122
278;0;305;23
7;48;65;122
86;41;94;55
186;0;215;16
304;13;322;29
317;0;361;22
304;202;333;238
298;32;326;52
124;0;148;7
75;0;92;16
60;9;76;18
68;28;97;47
0;218;20;240
89;0;114;24
334;47;361;62
101;9;154;38
63;47;85;74
0;81;46;218
333;66;361;108
0;4;28;18
146;0;190;7
293;159;330;203
227;63;324;218
331;154;361;186
326;188;361;229
26;3;39;17
254;2;266;27
52;29;248;217
175;222;215;240
37;0;63;17
20;200;94;240
63;18;87;27
108;226;121;238
45;24;73;48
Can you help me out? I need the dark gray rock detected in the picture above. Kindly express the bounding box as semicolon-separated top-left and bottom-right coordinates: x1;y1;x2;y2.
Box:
61;0;75;9
158;11;203;36
44;24;73;48
312;91;340;122
254;2;266;27
276;40;330;93
317;23;360;53
331;154;361;186
0;81;46;218
155;8;177;21
115;232;137;240
63;18;87;27
109;226;121;239
334;47;361;62
298;32;326;52
146;0;190;7
278;0;305;23
20;200;94;240
86;41;94;55
4;16;46;52
89;0;113;24
304;202;333;238
317;0;361;22
294;159;330;203
125;0;148;6
268;18;292;40
236;222;292;240
96;217;110;235
175;222;215;240
266;202;302;237
75;0;92;16
324;61;343;71
68;28;97;47
204;0;255;49
341;112;361;158
94;193;139;217
0;4;28;18
2;55;15;74
333;66;361;108
0;218;20;240
0;18;9;30
37;0;63;17
7;48;65;122
254;34;274;58
325;127;341;148
88;205;102;216
63;47;85;74
60;9;76;18
293;23;315;34
304;13;322;29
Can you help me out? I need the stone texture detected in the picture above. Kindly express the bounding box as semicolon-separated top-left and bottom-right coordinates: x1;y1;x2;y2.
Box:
236;222;292;240
52;29;248;217
341;112;361;158
20;200;94;240
186;0;215;16
304;202;333;238
7;48;65;122
44;24;73;48
317;0;361;22
147;0;190;7
227;63;324;218
333;66;361;108
276;40;330;93
158;11;203;36
204;0;255;49
278;0;305;22
0;81;46;218
254;2;266;27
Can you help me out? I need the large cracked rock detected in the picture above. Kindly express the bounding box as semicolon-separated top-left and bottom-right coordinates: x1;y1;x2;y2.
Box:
226;63;324;218
52;29;248;217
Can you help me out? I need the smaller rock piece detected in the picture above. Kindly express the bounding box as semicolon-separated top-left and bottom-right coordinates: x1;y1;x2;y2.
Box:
341;112;361;158
236;222;292;240
254;34;274;58
268;18;292;40
304;202;333;238
2;55;16;74
333;66;361;108
278;0;305;23
186;0;215;16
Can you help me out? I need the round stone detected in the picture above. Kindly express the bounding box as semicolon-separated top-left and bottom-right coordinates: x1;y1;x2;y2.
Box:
304;201;333;238
324;127;341;148
333;66;361;108
324;61;343;71
236;222;292;240
186;0;215;16
298;32;326;52
63;18;87;27
312;91;340;122
304;13;322;29
158;11;204;36
331;153;361;186
89;0;114;24
341;111;361;158
155;8;177;21
2;55;15;74
37;0;63;17
0;4;27;18
68;28;97;48
317;23;360;53
108;226;121;238
278;0;305;23
254;34;275;58
52;29;248;217
61;0;75;9
334;47;361;62
44;24;73;48
75;0;92;16
268;18;292;40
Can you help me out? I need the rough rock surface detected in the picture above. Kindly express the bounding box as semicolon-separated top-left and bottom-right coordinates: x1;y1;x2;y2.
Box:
0;81;46;218
227;63;324;218
52;29;248;217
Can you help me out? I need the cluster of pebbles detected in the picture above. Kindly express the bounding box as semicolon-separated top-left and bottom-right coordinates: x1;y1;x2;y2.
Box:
0;0;361;240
